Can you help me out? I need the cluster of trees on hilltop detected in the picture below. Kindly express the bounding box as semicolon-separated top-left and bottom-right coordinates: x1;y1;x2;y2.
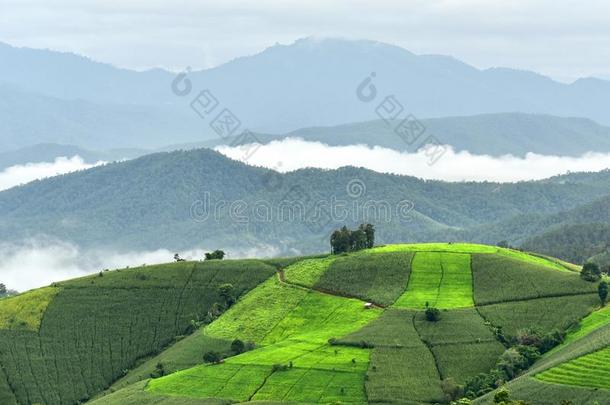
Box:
330;224;375;254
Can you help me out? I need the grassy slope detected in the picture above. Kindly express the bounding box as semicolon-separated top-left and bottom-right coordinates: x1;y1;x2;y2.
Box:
393;252;473;309
1;243;602;405
0;260;275;405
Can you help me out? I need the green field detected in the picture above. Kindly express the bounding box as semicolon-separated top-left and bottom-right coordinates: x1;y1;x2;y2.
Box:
478;294;598;337
536;346;610;389
1;243;607;405
314;251;413;306
0;260;275;405
472;254;596;305
393;252;473;309
0;286;59;330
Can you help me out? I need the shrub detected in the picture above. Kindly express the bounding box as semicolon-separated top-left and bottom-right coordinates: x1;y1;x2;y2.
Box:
581;262;602;282
425;306;441;322
272;363;289;372
231;339;245;354
203;351;222;364
599;281;608;306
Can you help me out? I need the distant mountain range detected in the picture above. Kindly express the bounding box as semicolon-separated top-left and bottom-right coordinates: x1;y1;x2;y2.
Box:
4;112;610;169
1;148;609;259
1;38;610;154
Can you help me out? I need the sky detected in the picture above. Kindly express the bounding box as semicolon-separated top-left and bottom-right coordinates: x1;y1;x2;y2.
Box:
0;0;609;82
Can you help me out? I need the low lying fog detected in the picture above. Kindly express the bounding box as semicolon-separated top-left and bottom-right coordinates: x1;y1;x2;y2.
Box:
0;239;281;292
216;138;610;182
0;156;105;192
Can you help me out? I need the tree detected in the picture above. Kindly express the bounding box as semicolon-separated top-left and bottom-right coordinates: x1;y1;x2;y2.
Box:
363;223;375;248
330;224;375;254
599;281;608;306
231;339;245;354
581;262;602;282
0;283;6;297
173;253;185;262
425;306;441;322
496;240;509;249
203;351;222;364
218;283;235;307
205;250;225;260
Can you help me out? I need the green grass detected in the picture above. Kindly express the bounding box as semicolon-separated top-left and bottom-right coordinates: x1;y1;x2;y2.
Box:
413;308;497;345
371;243;572;272
432;342;505;384
105;331;233;394
472;254;596;305
314;251;413;306
0;259;275;405
205;278;308;344
366;346;444;403
262;291;381;345
252;368;367;403
562;305;610;346
393;252;473;309
0;286;59;331
337;309;421;348
536;346;610;390
477;294;598;337
147;343;370;402
89;380;229;405
283;256;336;287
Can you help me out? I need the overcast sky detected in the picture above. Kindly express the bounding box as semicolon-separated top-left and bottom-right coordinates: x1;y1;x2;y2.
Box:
0;0;609;82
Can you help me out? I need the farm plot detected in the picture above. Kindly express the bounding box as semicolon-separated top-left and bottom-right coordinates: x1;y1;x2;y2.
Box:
262;291;381;345
314;251;413;306
205;279;308;343
472;254;596;305
283;256;336;287
562;304;610;346
0;260;275;405
477;294;598;337
147;342;370;402
432;342;504;384
536;346;610;390
393;252;473;309
366;346;444;404
412;308;504;383
0;286;59;331
413;308;497;345
337;308;421;348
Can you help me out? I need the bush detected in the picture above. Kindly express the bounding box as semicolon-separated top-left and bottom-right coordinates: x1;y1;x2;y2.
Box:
231;339;245;354
581;262;602;282
425;306;441;322
272;363;289;372
203;351;222;364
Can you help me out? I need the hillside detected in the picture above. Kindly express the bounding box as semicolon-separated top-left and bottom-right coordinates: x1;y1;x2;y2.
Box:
279;113;610;157
1;149;610;253
0;243;605;404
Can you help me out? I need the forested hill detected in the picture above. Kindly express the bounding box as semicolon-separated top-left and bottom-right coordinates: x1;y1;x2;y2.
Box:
1;148;610;254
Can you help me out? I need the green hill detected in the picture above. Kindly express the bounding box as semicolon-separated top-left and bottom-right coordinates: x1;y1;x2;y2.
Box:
2;243;609;404
2;148;610;254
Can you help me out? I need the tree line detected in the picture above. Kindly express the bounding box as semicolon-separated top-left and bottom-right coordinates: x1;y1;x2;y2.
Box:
330;224;375;254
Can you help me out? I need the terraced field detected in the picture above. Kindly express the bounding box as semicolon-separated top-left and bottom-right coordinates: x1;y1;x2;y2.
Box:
1;243;606;405
536;346;610;389
393;252;473;309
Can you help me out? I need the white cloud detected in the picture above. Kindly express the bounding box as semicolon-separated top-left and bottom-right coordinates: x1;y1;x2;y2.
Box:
0;156;104;191
0;238;281;292
216;138;610;182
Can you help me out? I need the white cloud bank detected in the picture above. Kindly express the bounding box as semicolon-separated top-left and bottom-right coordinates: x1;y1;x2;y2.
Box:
216;138;610;182
0;156;105;192
0;239;281;292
